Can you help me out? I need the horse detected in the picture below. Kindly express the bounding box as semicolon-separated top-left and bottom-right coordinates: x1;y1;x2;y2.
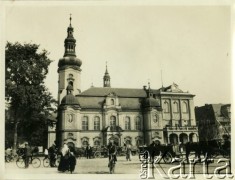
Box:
185;140;222;163
139;144;173;164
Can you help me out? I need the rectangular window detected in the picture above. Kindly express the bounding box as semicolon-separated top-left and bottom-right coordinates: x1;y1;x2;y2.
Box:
94;117;100;130
135;120;141;130
125;117;131;130
82;117;88;130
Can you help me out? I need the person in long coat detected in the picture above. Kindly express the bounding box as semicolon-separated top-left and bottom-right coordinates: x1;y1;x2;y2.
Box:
126;144;132;161
68;152;76;174
58;144;70;172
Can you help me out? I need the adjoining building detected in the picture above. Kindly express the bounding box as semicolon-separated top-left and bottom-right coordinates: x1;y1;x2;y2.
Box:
195;104;231;141
48;17;199;149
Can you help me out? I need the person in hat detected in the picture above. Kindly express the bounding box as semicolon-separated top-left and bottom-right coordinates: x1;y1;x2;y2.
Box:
68;152;76;174
58;143;70;172
85;144;92;159
24;143;31;168
107;141;117;165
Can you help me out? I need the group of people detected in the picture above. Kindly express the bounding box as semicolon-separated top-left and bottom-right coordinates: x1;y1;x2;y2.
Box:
14;140;132;173
57;144;76;173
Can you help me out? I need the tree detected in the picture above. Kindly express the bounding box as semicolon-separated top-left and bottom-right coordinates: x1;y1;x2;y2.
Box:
5;42;56;152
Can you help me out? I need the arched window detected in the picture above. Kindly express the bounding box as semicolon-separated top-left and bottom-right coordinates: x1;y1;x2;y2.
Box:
135;116;141;130
94;116;100;130
126;140;131;145
164;101;170;113
82;140;88;146
67;133;73;139
82;116;88;130
173;101;179;113
81;137;89;147
110;116;116;129
94;140;100;147
182;101;188;113
125;116;131;130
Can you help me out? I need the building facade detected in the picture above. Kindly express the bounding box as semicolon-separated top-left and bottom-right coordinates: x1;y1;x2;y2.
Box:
48;18;199;148
195;104;231;141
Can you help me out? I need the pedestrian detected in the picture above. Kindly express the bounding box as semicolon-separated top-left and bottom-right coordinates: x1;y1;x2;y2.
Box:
85;144;92;159
44;148;48;159
126;144;132;161
107;141;117;166
68;152;76;174
24;143;31;168
58;143;70;172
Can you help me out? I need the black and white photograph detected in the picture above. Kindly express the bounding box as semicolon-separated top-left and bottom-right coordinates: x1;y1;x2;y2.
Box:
1;1;234;180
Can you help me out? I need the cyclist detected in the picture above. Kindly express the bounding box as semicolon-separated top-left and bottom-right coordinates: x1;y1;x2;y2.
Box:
107;141;117;166
23;143;31;168
48;144;57;167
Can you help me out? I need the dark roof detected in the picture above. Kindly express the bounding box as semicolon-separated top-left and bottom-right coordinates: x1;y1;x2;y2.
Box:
78;87;148;97
143;97;160;107
77;96;142;110
61;94;80;105
195;104;231;122
76;96;104;109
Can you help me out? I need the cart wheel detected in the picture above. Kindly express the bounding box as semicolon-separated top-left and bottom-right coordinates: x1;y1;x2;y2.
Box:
32;158;41;168
163;152;172;164
43;158;50;167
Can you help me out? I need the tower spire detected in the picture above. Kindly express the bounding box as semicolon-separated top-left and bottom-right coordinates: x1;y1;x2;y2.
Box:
63;14;76;57
105;61;108;74
69;13;72;27
103;61;111;87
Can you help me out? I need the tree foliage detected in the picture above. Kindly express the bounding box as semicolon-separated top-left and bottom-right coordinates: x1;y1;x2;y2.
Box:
5;42;56;147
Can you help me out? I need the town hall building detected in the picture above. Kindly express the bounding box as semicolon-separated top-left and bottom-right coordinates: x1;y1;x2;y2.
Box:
48;17;199;149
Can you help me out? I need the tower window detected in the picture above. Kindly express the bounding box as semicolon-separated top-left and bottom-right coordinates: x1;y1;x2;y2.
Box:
110;99;114;105
110;116;116;130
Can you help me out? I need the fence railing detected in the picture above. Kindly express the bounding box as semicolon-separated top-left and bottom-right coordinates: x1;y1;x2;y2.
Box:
165;126;198;131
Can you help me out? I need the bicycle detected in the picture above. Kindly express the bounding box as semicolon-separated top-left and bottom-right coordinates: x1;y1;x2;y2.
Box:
43;154;60;167
108;154;115;174
16;155;41;168
5;154;18;163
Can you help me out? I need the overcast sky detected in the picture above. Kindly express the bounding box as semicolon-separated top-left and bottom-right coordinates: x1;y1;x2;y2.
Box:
5;3;232;106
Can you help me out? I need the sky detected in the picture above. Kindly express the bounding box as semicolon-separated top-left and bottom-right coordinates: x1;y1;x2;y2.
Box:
4;3;232;107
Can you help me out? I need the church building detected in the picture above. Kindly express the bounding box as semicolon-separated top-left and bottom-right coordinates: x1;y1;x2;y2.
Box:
48;17;199;149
